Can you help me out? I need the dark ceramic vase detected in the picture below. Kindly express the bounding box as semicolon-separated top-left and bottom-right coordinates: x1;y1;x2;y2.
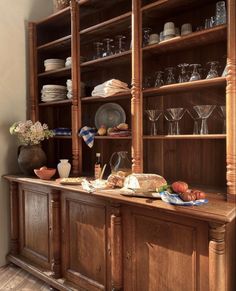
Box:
18;144;47;176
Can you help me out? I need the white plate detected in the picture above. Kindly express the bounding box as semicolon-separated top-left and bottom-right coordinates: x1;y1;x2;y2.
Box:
95;103;126;129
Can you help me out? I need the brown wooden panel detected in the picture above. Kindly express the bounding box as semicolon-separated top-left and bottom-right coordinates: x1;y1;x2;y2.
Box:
19;185;50;269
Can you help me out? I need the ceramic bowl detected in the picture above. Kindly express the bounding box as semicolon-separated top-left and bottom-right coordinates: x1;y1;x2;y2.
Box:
181;23;192;35
34;167;56;180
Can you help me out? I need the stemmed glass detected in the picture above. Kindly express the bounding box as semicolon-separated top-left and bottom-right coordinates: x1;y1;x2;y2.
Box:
187;107;201;134
189;64;201;81
218;105;226;133
93;42;103;59
102;38;114;57
164;111;175;135
206;61;219;79
154;71;164;87
165;67;176;84
145;110;162;135
178;63;190;83
193;105;216;134
143;28;152;47
115;35;126;54
166;108;186;135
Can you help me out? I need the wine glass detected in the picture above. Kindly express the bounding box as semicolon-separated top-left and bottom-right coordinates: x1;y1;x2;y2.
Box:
145;110;162;135
93;41;103;59
218;105;226;133
166;108;186;135
215;1;227;25
206;61;219;79
143;28;152;47
143;76;152;89
164;111;175;135
187;107;201;134
189;64;201;81
178;63;190;83
193;105;216;134
154;71;164;87
165;67;176;85
102;38;114;57
115;35;126;54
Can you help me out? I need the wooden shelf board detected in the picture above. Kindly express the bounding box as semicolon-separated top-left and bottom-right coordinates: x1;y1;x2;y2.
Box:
35;7;71;26
37;35;71;52
81;91;131;103
38;67;71;78
143;134;226;140
143;77;226;96
53;135;72;139
39;99;72;107
80;11;131;36
142;25;227;55
94;136;132;140
80;50;131;67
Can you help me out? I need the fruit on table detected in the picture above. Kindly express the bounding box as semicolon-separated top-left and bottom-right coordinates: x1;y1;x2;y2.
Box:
97;125;107;136
40;166;47;170
180;189;206;201
171;181;188;193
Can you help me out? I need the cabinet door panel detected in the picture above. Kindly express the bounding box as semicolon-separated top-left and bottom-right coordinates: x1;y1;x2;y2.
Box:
62;192;108;291
123;207;208;291
19;184;50;269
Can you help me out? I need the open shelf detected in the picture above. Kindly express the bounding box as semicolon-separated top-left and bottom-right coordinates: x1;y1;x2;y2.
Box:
39;99;72;107
37;35;71;52
94;136;132;140
143;134;226;140
143;77;226;96
35;7;70;26
80;50;131;68
81;91;131;103
38;67;71;78
53;135;72;139
142;25;227;56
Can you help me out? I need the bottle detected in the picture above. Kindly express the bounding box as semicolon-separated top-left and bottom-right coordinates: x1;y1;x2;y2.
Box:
94;153;102;179
57;159;71;178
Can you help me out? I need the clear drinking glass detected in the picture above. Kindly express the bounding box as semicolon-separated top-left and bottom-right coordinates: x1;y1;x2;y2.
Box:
143;76;152;89
93;42;103;59
206;61;219;79
189;64;201;81
164;111;175;135
154;71;164;87
178;63;190;83
193;105;216;134
102;38;114;57
215;1;227;25
115;35;126;54
165;67;176;85
187;108;201;134
218;105;226;133
145;110;162;135
143;28;152;47
166;108;186;135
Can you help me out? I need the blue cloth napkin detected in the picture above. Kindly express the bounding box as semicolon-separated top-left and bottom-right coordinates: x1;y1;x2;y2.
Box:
53;128;71;136
160;191;208;206
79;126;96;148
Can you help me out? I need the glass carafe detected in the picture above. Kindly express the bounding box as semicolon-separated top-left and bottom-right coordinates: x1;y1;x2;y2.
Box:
109;151;132;176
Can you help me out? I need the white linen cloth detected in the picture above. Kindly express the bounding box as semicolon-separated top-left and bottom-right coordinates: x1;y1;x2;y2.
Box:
92;79;130;97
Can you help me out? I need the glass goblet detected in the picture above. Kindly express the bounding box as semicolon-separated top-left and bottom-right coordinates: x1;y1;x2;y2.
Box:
164;111;175;135
193;105;216;134
154;71;164;87
166;108;186;135
206;61;219;79
189;64;201;81
102;38;114;57
165;67;176;85
143;27;152;47
115;35;126;54
218;105;226;133
178;63;190;83
187;108;201;134
145;110;162;135
93;41;103;59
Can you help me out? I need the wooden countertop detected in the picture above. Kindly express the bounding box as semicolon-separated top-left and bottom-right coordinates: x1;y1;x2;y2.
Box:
4;175;236;224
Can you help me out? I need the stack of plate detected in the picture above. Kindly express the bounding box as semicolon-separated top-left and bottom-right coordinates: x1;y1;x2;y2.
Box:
41;85;67;102
44;59;65;71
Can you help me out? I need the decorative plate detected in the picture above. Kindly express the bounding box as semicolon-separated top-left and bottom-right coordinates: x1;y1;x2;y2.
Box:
95;103;126;129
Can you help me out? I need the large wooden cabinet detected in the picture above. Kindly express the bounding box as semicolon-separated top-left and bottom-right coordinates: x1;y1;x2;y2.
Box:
5;176;236;290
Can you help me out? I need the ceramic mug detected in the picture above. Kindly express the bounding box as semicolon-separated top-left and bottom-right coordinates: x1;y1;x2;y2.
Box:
148;33;159;45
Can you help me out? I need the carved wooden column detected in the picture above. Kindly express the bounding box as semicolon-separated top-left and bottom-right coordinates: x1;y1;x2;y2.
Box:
71;0;82;175
49;189;61;279
9;182;19;255
131;0;143;173
226;0;236;202
28;22;38;121
209;223;226;291
110;207;122;291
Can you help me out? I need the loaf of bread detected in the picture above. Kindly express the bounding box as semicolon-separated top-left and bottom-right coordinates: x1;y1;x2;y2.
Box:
124;173;167;193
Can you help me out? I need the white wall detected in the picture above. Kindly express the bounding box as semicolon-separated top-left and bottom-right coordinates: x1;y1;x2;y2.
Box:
0;0;53;267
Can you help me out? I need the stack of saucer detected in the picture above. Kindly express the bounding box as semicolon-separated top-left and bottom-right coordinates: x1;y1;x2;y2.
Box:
66;79;72;99
44;59;65;71
41;85;67;102
163;22;176;40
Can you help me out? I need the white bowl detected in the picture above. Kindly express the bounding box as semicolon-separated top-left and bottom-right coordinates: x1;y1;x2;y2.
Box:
181;23;192;35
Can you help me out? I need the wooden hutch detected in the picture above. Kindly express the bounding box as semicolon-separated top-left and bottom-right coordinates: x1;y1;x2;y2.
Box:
5;0;236;290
